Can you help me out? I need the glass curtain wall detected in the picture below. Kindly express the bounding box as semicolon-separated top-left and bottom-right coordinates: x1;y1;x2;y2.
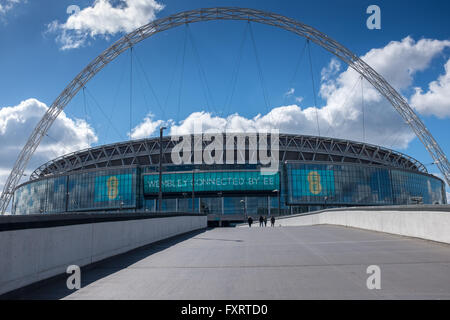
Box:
12;162;445;215
286;163;445;206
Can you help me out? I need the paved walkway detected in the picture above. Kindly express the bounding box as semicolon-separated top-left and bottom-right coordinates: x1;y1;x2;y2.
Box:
17;225;450;299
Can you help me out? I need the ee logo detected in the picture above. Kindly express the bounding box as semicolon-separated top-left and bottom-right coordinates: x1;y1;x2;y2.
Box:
107;176;119;200
307;171;322;195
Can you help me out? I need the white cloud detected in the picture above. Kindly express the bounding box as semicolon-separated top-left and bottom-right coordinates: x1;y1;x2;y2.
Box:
319;59;341;99
284;88;295;96
361;36;450;90
0;98;97;193
410;59;450;118
284;88;303;104
321;58;341;82
47;0;164;50
0;0;25;15
315;36;450;148
129;102;409;149
130;36;449;150
129;113;168;139
168;106;322;136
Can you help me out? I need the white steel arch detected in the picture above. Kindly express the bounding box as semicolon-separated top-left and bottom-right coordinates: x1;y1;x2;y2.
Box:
1;7;449;214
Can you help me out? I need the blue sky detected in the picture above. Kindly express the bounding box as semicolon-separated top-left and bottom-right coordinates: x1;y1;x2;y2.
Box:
0;0;449;198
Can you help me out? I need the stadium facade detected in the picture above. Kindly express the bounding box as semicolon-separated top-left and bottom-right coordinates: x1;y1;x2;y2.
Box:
12;134;446;224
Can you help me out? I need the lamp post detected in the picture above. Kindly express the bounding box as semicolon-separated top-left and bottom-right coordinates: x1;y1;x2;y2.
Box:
273;189;281;216
158;126;167;212
192;169;199;213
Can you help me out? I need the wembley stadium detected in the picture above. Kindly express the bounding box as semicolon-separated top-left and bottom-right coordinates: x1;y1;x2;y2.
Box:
12;133;447;225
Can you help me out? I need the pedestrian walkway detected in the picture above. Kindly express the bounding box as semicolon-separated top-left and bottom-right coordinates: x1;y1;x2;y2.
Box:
15;225;450;299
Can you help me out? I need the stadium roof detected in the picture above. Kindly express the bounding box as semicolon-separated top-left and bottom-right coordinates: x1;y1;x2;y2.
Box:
30;133;427;180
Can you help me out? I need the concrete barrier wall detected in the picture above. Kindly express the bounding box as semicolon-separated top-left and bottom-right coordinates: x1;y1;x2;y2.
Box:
277;205;450;244
0;214;207;296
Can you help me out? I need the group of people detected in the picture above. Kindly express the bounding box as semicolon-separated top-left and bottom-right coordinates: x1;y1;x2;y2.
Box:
247;215;275;227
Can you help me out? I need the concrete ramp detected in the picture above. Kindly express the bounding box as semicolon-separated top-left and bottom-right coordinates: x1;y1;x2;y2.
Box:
276;205;450;244
8;225;450;300
0;213;207;296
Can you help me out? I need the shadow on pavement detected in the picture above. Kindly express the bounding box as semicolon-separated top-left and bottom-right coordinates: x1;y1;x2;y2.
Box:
2;228;207;300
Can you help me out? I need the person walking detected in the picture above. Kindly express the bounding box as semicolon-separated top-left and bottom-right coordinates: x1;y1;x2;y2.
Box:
248;216;253;227
259;215;264;227
263;216;267;227
270;216;275;227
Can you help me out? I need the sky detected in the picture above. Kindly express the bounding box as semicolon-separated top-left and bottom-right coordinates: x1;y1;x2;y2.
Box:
0;0;449;204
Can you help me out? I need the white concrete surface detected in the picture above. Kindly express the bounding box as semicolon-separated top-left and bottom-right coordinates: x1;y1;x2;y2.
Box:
276;208;450;244
0;215;206;296
16;226;450;300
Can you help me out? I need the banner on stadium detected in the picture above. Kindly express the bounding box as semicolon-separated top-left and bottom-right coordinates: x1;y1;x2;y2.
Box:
291;169;335;197
94;174;132;202
143;171;279;194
